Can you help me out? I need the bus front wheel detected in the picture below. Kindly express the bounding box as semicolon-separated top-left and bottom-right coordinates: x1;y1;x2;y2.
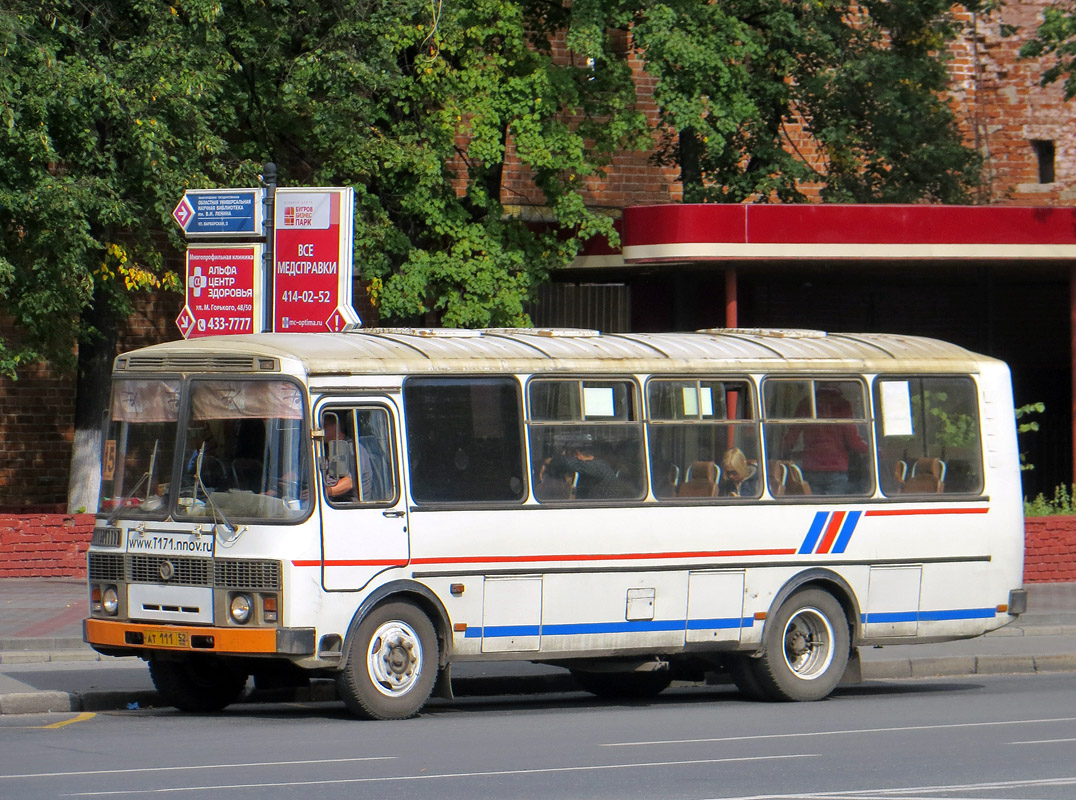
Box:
337;601;438;720
736;588;850;702
148;655;248;712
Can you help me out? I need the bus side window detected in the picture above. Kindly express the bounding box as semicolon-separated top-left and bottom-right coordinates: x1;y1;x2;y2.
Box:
645;379;761;501
528;378;645;502
321;407;398;506
763;378;873;498
404;377;526;504
874;376;983;496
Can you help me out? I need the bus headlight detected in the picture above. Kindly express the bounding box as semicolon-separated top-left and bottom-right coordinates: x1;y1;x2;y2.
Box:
102;586;120;616
229;593;253;624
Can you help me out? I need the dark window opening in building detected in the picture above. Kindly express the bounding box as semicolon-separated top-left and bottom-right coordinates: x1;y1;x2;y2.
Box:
1032;140;1056;184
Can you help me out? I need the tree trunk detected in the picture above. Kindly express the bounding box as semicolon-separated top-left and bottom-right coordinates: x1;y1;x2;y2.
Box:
67;321;117;514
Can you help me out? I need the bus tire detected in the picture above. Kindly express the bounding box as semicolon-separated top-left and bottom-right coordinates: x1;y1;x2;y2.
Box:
728;655;769;701
571;669;672;699
148;656;248;712
745;588;850;702
337;601;438;720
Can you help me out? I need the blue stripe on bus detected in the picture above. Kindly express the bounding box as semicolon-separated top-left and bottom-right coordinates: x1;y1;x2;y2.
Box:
831;510;862;554
687;617;755;630
861;607;998;624
464;617;754;639
798;511;830;554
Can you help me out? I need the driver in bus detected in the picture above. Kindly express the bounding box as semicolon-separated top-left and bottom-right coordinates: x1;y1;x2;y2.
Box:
323;414;374;501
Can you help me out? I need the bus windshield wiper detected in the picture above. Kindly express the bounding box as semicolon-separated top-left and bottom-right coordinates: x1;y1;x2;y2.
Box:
193;444;239;544
105;439;158;525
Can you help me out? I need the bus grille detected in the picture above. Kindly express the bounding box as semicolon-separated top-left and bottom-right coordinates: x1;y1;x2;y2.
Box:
128;555;211;586
215;559;282;590
88;553;125;583
98;556;283;590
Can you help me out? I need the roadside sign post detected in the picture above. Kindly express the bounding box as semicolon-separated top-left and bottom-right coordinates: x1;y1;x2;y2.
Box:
173;176;359;339
272;187;361;332
172;188;265;237
175;245;264;338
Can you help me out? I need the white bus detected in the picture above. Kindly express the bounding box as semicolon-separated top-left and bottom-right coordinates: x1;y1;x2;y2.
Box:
84;327;1027;719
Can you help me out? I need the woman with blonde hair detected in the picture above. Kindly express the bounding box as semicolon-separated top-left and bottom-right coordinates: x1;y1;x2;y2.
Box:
720;447;758;497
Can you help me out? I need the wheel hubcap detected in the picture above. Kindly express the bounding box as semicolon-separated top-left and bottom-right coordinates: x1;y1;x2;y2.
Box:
781;606;835;680
367;621;423;697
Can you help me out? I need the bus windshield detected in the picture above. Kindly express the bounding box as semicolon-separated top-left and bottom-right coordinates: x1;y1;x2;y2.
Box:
100;377;312;522
100;379;181;516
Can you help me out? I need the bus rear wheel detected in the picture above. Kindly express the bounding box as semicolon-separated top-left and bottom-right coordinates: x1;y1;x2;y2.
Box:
736;588;850;702
337;601;438;720
148;655;248;712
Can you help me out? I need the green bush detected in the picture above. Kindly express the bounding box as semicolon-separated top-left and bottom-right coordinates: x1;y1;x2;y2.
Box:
1025;484;1076;516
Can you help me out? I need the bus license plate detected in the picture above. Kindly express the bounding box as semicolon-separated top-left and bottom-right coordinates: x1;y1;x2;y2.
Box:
143;630;190;648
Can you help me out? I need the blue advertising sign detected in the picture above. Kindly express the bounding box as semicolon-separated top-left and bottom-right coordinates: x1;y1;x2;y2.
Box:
173;189;265;237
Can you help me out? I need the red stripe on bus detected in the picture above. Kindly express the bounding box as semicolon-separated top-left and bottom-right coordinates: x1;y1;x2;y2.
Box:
816;511;846;554
292;559;407;567
293;548;799;568
410;549;797;565
863;508;989;517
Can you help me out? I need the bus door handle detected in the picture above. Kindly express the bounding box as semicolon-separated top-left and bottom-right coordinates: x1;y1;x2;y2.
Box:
382;510;406;518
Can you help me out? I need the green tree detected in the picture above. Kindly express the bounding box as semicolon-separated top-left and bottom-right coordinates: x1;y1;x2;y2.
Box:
0;0;252;510
626;0;982;202
209;0;647;326
1020;4;1076;98
0;0;649;510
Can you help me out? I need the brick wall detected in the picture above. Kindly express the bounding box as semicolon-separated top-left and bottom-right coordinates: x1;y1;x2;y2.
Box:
0;514;94;578
1024;516;1076;583
1;513;1072;581
948;2;1076;204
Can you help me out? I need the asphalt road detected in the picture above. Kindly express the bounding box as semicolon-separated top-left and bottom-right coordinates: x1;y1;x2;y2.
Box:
3;671;1076;800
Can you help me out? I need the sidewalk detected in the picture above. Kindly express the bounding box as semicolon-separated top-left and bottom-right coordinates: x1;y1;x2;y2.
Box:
3;579;1076;715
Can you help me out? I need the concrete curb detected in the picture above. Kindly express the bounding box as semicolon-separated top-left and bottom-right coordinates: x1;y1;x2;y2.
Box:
4;656;1076;716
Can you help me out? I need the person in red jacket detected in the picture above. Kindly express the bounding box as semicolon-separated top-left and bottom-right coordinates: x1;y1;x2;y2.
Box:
782;383;868;495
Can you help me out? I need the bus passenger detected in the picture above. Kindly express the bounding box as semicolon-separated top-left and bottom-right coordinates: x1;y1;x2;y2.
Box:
719;447;758;497
782;383;868;495
546;439;627;500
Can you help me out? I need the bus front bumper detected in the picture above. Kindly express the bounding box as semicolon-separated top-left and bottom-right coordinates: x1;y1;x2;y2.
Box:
83;618;315;656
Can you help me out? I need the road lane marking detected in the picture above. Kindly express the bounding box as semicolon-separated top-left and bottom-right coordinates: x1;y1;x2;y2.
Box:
698;773;1076;799
62;754;820;796
0;757;395;781
1011;737;1076;744
601;715;1076;747
38;712;96;729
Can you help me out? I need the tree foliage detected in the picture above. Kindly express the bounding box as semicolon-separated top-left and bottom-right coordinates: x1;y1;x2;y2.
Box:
0;0;249;377
627;0;981;203
0;0;983;377
1020;4;1076;99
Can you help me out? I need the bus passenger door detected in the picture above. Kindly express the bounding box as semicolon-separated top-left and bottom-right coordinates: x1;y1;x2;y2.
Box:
317;401;410;591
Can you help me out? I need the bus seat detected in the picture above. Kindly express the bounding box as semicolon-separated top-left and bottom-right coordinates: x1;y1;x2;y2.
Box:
903;458;946;493
678;461;719;497
771;460;811;496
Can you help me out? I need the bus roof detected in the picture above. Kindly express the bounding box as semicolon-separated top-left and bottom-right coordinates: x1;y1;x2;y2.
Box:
114;328;1002;377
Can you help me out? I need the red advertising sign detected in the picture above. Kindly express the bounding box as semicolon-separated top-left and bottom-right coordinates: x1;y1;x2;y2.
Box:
175;245;263;339
273;187;360;332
